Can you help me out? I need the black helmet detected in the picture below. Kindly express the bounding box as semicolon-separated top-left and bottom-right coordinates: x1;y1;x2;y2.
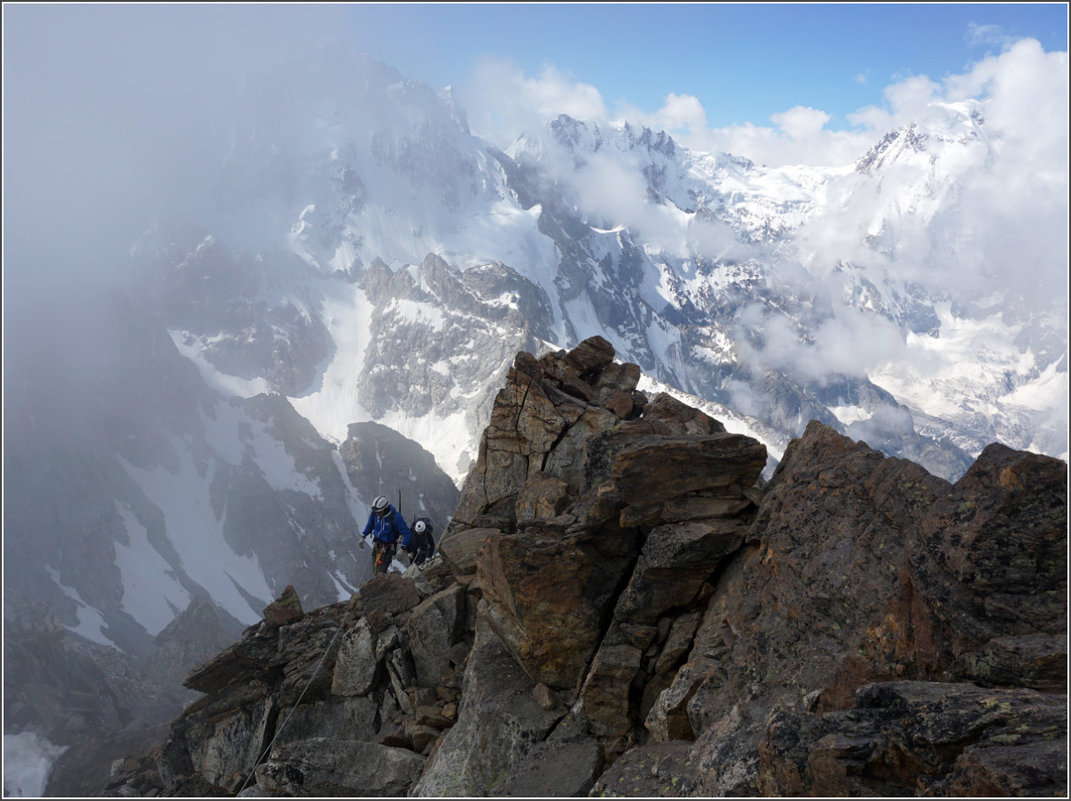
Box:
414;520;426;533
372;495;390;515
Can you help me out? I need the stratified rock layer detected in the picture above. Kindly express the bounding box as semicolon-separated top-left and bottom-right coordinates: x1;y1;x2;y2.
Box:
108;337;1067;798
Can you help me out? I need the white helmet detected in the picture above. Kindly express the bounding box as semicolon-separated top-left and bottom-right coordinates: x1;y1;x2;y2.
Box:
372;495;390;514
414;520;426;533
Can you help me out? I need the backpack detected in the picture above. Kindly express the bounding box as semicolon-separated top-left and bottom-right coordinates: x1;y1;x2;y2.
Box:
413;517;435;555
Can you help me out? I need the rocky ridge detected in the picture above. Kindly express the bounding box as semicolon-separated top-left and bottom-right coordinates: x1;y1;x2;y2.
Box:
105;337;1067;797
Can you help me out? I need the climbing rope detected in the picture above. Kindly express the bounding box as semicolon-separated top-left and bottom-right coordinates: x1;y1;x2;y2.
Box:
235;614;350;796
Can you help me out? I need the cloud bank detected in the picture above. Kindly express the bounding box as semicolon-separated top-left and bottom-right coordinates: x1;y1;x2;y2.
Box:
460;35;1067;171
456;34;1066;446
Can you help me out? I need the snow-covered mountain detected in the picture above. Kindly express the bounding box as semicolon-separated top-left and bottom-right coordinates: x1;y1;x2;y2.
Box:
4;43;1066;787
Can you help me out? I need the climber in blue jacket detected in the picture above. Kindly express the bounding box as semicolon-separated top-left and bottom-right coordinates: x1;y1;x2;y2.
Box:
362;494;413;575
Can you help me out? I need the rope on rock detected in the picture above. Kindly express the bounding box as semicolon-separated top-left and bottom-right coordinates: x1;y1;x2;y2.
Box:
236;615;349;796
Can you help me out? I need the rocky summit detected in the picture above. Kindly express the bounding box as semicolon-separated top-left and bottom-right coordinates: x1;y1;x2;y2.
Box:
106;337;1067;798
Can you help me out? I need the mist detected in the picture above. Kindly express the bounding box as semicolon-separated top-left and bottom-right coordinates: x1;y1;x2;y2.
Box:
3;5;349;322
4;6;1066;444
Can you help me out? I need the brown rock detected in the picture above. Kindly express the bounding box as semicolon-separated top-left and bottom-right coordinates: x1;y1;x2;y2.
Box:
589;740;700;797
659;494;753;522
641;392;726;435
183;623;280;694
491;737;603;797
957;633;1067;692
537;346;597;401
477;528;636;689
262;585;304;628
407;584;466;687
654;610;703;675
415;704;454;729
544;404;623;493
437;527;500;577
605;388;640;419
515;470;570;521
825;443;1068;707
451;364;586;530
613;519;748;625
410;614;561;796
357;573;421;617
612;433;767;520
644;658;715;742
593;360;641;397
561;335;615;376
577;643;642;737
532;683;555;711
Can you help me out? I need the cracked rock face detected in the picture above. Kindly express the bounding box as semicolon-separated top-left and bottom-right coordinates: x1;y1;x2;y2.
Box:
107;337;1066;798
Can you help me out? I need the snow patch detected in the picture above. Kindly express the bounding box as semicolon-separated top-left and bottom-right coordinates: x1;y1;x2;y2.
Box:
114;502;191;635
201;399;324;497
830;405;874;425
45;567;116;648
4;732;67;798
869;304;1051;426
169;329;272;398
329;570;357;601
290;283;375;444
379;404;477;489
390;297;447;331
331;448;369;524
1003;359;1068;412
119;437;273;624
246;416;324;498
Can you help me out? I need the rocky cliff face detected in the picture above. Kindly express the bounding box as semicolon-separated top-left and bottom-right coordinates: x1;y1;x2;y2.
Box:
104;338;1067;798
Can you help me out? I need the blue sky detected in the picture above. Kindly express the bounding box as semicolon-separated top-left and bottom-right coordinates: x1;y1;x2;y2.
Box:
9;3;1062;129
339;3;1068;129
5;4;1065;136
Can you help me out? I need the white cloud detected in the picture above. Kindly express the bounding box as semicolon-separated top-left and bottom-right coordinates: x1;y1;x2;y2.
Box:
655;92;709;131
883;74;943;118
459;35;1066;314
684;119;873;168
771;106;832;140
967;21;1012;48
568;152;690;252
613;92;708;139
733;301;909;387
460;57;608;148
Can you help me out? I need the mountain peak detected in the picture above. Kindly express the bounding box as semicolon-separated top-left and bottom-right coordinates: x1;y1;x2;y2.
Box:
855;99;989;174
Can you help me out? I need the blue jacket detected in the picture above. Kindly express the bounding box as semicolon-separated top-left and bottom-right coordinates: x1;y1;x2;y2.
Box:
362;505;413;549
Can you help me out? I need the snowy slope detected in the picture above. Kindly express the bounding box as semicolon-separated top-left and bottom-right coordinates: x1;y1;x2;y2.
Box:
144;48;1065;486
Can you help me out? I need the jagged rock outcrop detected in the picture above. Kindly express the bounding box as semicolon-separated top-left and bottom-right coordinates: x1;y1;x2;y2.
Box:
108;337;1066;798
339;421;462;536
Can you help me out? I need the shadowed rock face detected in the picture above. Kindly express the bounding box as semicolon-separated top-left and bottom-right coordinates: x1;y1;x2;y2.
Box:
757;681;1068;797
105;337;1066;798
